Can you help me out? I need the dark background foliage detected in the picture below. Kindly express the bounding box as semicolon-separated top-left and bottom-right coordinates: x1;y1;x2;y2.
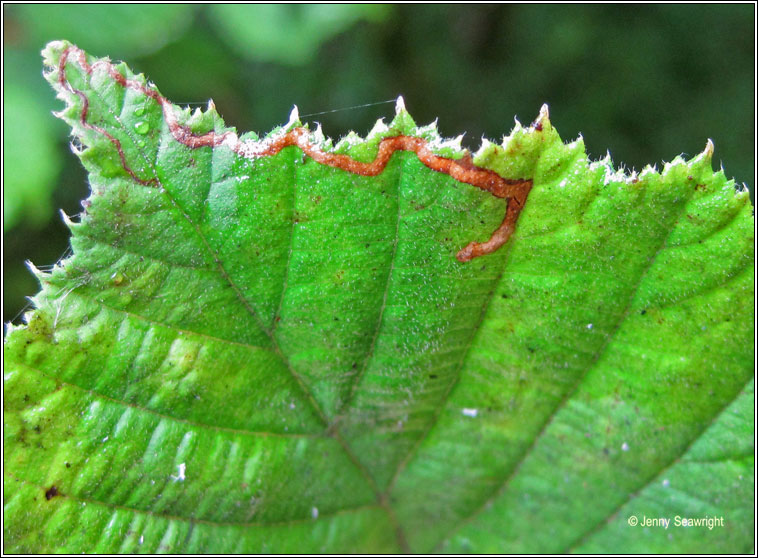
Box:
3;4;754;325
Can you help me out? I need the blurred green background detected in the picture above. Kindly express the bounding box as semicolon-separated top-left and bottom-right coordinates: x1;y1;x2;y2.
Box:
3;4;754;325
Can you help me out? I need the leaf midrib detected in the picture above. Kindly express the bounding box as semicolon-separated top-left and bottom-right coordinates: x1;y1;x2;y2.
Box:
77;65;401;544
50;50;751;555
80;66;328;422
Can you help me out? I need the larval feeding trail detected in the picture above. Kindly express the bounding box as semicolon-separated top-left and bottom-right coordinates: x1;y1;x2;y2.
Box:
56;44;532;262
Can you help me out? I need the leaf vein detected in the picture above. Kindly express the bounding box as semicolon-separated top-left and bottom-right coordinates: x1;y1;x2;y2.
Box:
563;374;754;552
338;152;405;417
70;290;276;354
76;72;338;438
14;361;318;439
435;183;700;550
385;213;517;495
5;471;378;528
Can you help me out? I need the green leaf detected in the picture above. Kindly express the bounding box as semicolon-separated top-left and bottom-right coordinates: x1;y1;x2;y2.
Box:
3;41;754;554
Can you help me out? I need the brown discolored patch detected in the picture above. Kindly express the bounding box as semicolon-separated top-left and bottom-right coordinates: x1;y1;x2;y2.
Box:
45;486;59;500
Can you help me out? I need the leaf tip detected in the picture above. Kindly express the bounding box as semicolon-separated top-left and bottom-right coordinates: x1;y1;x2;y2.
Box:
41;39;70;68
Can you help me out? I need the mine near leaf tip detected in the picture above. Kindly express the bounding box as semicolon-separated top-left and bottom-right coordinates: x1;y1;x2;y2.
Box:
42;40;752;269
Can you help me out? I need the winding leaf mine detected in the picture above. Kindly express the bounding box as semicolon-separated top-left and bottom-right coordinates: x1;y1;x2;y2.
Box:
3;41;754;554
57;44;531;263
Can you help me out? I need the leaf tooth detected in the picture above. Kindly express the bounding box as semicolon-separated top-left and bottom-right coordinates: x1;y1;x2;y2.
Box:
639;164;658;180
286;105;301;130
173;104;193;122
334;130;363;152
531;103;551;130
394;95;406;115
425;130;467;158
41;39;70;71
695;138;715;167
703;138;715;159
474;137;493;159
684;139;715;178
52;105;72;121
506;117;525;143
601;159;628;184
25;260;46;281
414;119;439;140
313;123;326;146
366;117;389;140
68;140;84;156
735;182;750;195
59;209;76;229
389;99;417;132
662;155;687;177
566;134;585;153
